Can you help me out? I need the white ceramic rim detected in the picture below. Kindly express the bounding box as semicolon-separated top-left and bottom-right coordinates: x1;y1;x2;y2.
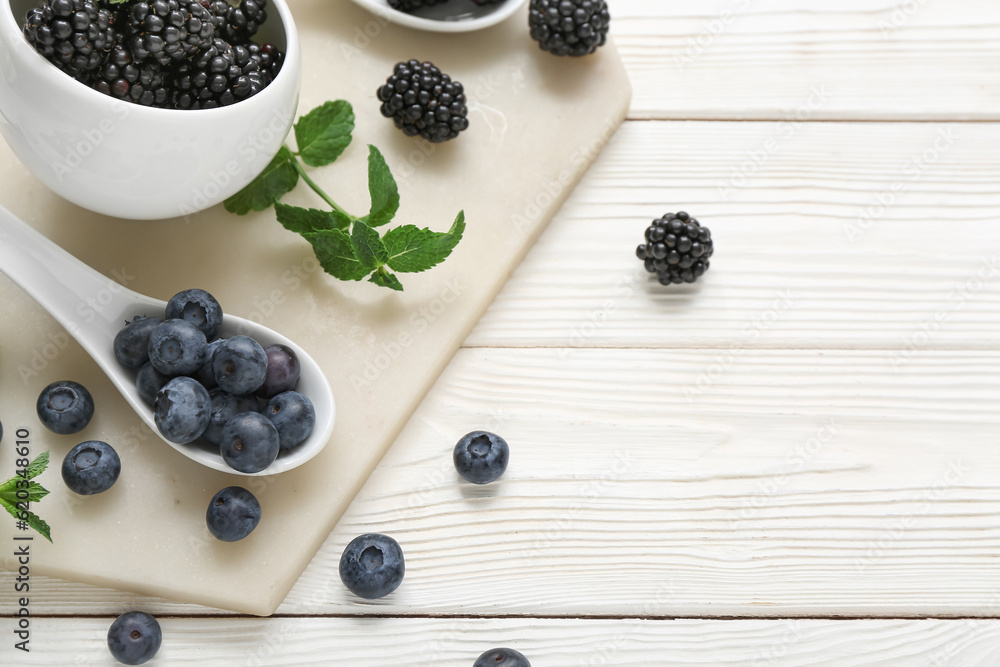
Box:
0;0;300;119
350;0;528;33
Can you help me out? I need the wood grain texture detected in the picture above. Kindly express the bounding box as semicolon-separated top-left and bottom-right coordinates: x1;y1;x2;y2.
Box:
15;349;1000;617
614;0;1000;120
467;120;1000;349
5;617;1000;666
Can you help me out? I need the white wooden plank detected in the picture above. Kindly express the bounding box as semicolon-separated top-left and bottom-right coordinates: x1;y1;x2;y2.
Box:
613;0;1000;120
5;617;1000;666
467;120;1000;349
17;349;1000;617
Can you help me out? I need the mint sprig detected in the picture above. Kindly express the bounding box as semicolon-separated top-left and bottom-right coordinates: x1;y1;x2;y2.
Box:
0;452;52;542
225;101;464;291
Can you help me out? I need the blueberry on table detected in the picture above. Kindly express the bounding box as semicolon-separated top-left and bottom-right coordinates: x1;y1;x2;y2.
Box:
147;319;208;376
212;335;268;396
62;440;120;495
154;376;211;444
136;362;169;407
453;431;509;484
206;486;261;542
165;288;223;340
107;611;161;665
219;411;280;473
339;533;405;599
36;380;95;435
264;390;315;451
636;212;713;286
256;343;300;398
113;316;161;368
474;648;532;667
203;388;259;447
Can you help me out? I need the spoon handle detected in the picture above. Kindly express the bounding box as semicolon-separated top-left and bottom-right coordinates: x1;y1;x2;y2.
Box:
0;205;144;352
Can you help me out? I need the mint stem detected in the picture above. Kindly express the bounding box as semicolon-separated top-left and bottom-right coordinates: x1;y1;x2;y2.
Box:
291;159;355;221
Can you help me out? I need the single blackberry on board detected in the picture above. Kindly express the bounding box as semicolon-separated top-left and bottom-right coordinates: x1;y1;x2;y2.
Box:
171;37;268;109
124;0;215;66
204;0;267;42
22;0;114;78
377;60;469;143
92;40;172;107
528;0;610;57
635;212;714;285
387;0;449;12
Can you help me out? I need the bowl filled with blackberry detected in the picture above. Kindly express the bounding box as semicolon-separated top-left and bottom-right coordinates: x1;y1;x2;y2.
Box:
0;0;301;219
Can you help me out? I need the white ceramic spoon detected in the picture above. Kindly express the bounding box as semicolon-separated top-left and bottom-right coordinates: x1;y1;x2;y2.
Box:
0;205;335;476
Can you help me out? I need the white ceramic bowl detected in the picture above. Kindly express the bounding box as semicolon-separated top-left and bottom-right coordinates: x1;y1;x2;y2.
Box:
0;0;301;220
351;0;527;33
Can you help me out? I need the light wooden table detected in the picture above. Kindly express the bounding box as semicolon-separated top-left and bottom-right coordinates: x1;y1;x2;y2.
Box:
8;0;1000;664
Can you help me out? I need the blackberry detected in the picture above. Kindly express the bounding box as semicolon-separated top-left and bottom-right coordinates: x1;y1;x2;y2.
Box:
247;42;283;84
204;0;267;43
124;0;215;66
377;60;469;143
635;212;714;285
387;0;449;12
92;40;171;107
22;0;114;78
171;37;268;109
528;0;610;57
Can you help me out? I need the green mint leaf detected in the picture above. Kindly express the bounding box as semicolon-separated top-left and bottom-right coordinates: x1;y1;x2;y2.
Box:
294;101;355;168
383;210;466;273
224;146;298;215
350;218;388;270
0;452;49;496
275;203;351;235
0;481;48;505
365;145;399;227
369;268;403;291
26;451;49;480
0;498;52;543
304;229;371;281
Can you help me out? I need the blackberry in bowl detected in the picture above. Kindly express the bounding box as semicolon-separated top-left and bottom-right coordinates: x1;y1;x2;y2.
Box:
0;0;301;219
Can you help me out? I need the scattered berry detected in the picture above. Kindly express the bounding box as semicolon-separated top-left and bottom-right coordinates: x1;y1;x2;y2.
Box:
23;0;114;78
453;430;509;484
528;0;610;57
378;60;469;143
264;390;314;451
474;648;532;667
339;533;405;599
114;316;162;368
212;335;268;395
256;343;300;399
206;485;261;541
165;288;223;340
154;376;211;444
36;380;94;435
219;411;280;473
147;319;208;376
203;388;258;447
107;611;161;665
62;440;121;495
635;211;714;285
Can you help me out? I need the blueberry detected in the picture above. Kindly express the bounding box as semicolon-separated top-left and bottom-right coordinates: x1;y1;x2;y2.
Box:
165;288;223;340
219;411;279;473
147;319;208;376
61;440;120;495
195;338;226;389
339;533;405;599
473;648;531;667
37;380;95;435
453;431;509;484
212;335;267;395
107;611;161;665
154;377;211;444
264;390;315;451
113;316;161;368
0;419;3;444
203;388;258;447
206;486;261;541
136;362;168;407
256;344;300;398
